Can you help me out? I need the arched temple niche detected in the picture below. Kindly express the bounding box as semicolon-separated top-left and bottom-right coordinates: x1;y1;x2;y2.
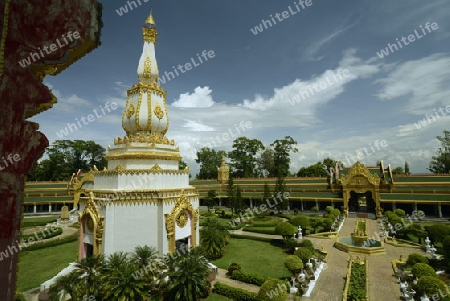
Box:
78;192;104;259
340;161;382;218
165;191;199;253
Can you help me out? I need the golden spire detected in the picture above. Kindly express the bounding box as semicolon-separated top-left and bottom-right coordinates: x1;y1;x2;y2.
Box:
145;10;156;26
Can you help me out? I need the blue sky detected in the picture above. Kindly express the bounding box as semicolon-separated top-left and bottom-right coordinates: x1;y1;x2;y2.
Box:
30;0;450;176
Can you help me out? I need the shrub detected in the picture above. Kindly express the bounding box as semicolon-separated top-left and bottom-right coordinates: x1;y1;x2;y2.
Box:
290;216;310;228
416;276;447;297
284;255;303;274
406;253;429;267
325;206;333;213
347;263;366;300
311;206;319;212
426;224;450;243
325;213;335;220
286;239;301;254
322;218;333;231
231;270;271;286
442;236;450;264
395;208;406;217
275;221;296;241
293;208;299;215
227;262;241;276
213;282;258;301
257;279;288;301
21;227;63;241
331;208;340;217
294;247;313;264
297;239;315;255
411;263;436;278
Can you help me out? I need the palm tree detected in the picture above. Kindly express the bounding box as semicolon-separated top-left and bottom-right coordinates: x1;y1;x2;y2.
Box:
132;245;158;267
73;254;105;298
163;247;211;301
102;259;150;301
48;272;83;301
200;218;229;259
105;251;129;272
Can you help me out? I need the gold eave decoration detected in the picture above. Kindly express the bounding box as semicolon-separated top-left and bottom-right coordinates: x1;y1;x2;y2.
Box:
150;164;163;171
154;104;164;120
176;211;189;228
104;151;181;161
95;168;189;176
113;133;175;146
126;103;135;118
340;161;380;187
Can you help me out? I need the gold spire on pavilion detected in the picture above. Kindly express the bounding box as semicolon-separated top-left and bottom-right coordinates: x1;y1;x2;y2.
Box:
145;10;156;26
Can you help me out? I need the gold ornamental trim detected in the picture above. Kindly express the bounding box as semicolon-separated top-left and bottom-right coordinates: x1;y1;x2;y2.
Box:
104;151;181;161
79;192;104;257
176;211;189;228
142;27;158;43
154;104;164;120
126;103;135;118
143;57;152;77
127;82;166;98
114;133;175;146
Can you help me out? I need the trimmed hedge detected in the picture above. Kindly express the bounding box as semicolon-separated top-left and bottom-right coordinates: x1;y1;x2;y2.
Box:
21;232;78;251
21;227;62;241
212;282;258;301
229;234;272;242
231;270;271;286
22;218;57;228
242;227;276;235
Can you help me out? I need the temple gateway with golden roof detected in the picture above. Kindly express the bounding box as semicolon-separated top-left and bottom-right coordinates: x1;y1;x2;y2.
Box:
71;11;199;258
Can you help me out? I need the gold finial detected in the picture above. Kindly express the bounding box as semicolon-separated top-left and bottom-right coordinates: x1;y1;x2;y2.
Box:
145;10;156;26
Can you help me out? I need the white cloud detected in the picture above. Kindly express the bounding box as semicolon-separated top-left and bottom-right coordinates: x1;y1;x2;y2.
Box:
171;86;215;108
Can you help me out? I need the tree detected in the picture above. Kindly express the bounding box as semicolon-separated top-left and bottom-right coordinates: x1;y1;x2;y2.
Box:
30;140;107;180
284;255;304;275
297;162;328;177
273;174;288;213
72;254;106;298
234;186;246;222
195;147;226;179
226;177;236;217
257;147;276;177
405;161;410;174
275;222;296;242
297;239;315;255
259;181;271;210
227;136;264;178
48;272;83;301
411;263;436;278
416;276;447;297
179;160;188;170
205;190;217;212
257;279;288;301
392;167;403;175
163;247;211;301
428;129;450;174
270;136;298;177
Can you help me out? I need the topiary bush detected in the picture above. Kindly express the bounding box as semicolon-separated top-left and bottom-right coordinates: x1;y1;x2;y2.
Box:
294;247;313;264
290;216;310;228
297;239;315;255
415;276;447;297
227;262;241;276
213;282;258;301
325;206;333;213
411;263;436;278
395;208;406;217
275;221;296;241
284;255;303;274
257;279;288;301
311;206;319;212
406;253;429;267
230;270;271;286
426;224;450;243
331;208;340;217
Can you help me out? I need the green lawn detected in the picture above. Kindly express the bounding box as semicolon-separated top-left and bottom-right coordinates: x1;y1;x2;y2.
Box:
17;240;78;292
213;238;291;279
